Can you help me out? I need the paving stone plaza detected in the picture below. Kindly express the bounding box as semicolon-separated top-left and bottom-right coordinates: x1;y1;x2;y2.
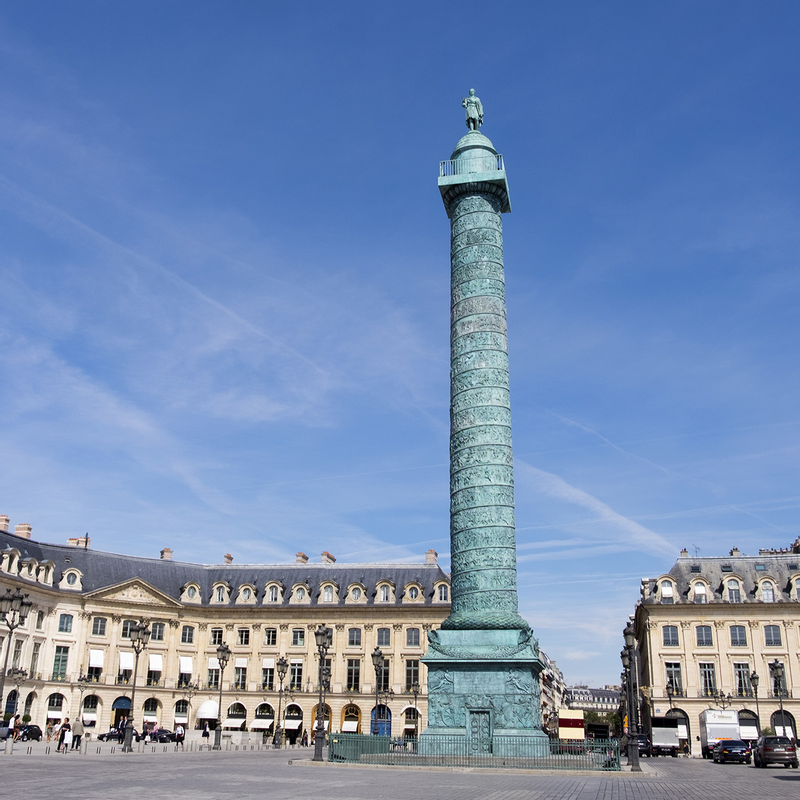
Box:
3;748;800;800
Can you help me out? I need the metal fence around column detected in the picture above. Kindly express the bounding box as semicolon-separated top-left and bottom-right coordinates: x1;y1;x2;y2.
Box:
328;733;620;771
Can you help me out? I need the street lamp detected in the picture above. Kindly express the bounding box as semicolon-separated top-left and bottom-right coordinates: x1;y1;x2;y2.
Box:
666;683;674;710
273;656;288;748
181;681;199;730
212;642;231;750
122;619;151;753
371;646;384;735
712;690;733;710
750;671;761;735
0;589;33;715
313;624;333;762
379;686;395;738
769;661;786;735
621;623;641;773
411;681;421;745
7;667;27;718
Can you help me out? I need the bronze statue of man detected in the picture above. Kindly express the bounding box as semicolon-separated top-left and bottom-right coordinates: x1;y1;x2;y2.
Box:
462;88;484;130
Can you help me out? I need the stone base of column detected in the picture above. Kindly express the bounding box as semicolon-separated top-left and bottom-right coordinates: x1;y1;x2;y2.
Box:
420;628;548;757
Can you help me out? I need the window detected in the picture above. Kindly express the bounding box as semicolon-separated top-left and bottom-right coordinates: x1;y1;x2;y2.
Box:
762;582;775;602
262;667;274;690
406;628;421;647
665;662;682;694
268;585;279;602
181;625;194;644
146;669;161;686
83;695;98;710
295;587;306;600
87;666;102;682
660;580;674;604
727;580;741;603
234;667;247;690
177;672;191;688
734;663;752;697
237;628;250;646
48;693;64;711
730;625;747;647
92;617;107;637
699;662;717;696
66;572;77;585
693;583;707;603
36;610;44;630
150;622;165;641
323;585;333;602
143;698;159;715
242;587;252;601
377;627;391;647
379;585;390;602
406;659;420;691
289;663;303;690
351;587;362;600
346;659;360;691
121;619;135;639
408;586;419;600
765;625;782;647
662;625;679;647
186;585;197;599
58;614;73;633
264;628;277;646
12;640;22;669
211;628;223;646
291;628;305;647
348;628;362;647
377;658;390;692
175;699;188;716
438;584;449;601
52;645;69;680
207;668;220;690
29;642;40;676
722;565;732;572
696;625;713;647
690;565;701;573
215;586;226;602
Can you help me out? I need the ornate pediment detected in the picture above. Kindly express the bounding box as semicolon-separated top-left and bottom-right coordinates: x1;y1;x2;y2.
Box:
85;579;182;608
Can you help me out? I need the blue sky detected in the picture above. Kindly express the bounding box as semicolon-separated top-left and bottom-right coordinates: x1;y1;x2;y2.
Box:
2;1;799;687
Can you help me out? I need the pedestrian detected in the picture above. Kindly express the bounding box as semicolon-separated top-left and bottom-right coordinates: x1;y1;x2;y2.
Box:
302;729;308;747
175;722;185;750
12;714;21;741
202;721;210;748
71;717;84;750
46;721;54;743
150;721;159;742
58;717;72;753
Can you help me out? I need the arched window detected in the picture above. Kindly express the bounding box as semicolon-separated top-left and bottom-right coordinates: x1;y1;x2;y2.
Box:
268;585;279;603
216;586;226;602
727;580;741;603
408;586;419;600
438;584;449;602
323;585;333;602
175;699;188;715
762;581;775;602
660;581;674;604
693;583;707;603
379;585;390;602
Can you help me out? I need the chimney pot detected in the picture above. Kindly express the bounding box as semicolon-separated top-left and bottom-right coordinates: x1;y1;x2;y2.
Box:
426;549;438;565
0;515;9;533
296;552;309;564
321;551;336;564
14;523;32;539
680;548;688;557
66;535;90;548
223;553;233;565
160;547;173;561
730;547;740;557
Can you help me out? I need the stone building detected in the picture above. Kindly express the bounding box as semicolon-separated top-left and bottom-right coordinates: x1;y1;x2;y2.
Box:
565;685;621;714
632;540;800;751
539;651;566;733
0;519;451;742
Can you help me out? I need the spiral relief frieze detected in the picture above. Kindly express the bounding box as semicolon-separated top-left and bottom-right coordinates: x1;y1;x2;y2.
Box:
452;278;506;304
451;330;508;358
452;258;505;284
450;466;515;494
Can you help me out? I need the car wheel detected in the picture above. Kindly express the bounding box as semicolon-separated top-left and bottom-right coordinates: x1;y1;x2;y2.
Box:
746;758;751;765
792;762;798;769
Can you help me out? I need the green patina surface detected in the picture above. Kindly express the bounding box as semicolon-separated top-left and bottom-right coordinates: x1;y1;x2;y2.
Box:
421;102;546;756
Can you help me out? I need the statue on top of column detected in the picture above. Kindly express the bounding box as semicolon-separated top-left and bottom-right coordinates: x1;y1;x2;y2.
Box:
462;89;484;130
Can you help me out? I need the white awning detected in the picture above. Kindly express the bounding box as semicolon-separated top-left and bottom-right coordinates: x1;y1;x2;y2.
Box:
143;714;158;723
174;714;188;723
47;710;64;720
290;659;303;664
196;699;219;719
342;720;359;732
262;658;275;668
208;657;220;669
149;653;163;671
82;712;97;722
284;718;302;730
119;652;134;670
179;656;193;675
89;649;104;668
677;723;688;739
251;719;273;729
740;723;759;739
224;718;246;728
235;657;248;668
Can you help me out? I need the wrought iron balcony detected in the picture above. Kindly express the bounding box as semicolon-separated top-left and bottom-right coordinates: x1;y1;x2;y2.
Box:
439;155;505;177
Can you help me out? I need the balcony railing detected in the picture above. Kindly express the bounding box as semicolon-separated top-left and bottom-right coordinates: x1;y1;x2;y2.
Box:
768;689;792;699
439;155;504;177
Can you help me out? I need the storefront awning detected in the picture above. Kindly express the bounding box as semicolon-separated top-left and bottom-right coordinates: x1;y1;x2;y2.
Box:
342;720;359;732
283;719;302;730
82;712;98;722
143;714;158;723
112;697;131;710
174;714;188;724
196;699;219;719
250;719;274;729
47;710;64;720
223;718;246;728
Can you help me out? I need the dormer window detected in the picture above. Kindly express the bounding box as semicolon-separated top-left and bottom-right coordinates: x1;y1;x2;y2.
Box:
762;581;775;603
660;580;674;604
379;585;390;602
268;585;279;603
216;586;226;603
242;587;252;601
408;586;419;600
351;587;362;600
727;580;741;603
323;586;333;602
295;587;305;601
438;584;449;602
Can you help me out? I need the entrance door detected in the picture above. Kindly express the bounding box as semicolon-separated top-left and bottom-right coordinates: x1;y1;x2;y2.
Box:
468;710;491;754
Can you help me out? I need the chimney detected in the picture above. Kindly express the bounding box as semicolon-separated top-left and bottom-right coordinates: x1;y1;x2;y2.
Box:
296;552;309;564
14;523;32;539
66;535;90;548
223;553;233;565
0;515;9;532
680;548;688;558
730;547;740;557
321;551;336;564
160;547;173;561
426;549;438;565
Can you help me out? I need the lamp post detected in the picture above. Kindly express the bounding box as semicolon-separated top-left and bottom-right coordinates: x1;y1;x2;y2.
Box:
122;619;151;753
181;681;199;730
750;671;761;735
411;681;420;745
622;622;641;772
7;667;27;717
212;642;231;750
712;690;734;710
0;588;33;716
769;660;786;735
379;687;394;738
312;624;333;762
273;656;288;748
371;646;384;735
666;683;674;710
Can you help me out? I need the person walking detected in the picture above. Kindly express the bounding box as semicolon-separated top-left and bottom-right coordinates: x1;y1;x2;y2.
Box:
202;721;210;748
71;717;84;750
46;721;54;743
175;722;185;750
57;717;72;753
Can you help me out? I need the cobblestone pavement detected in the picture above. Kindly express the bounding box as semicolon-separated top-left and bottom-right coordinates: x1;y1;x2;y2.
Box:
3;748;800;800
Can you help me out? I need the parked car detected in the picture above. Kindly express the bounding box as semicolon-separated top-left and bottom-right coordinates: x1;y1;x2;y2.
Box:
712;739;751;764
621;734;651;757
753;736;798;768
145;728;176;743
18;724;43;742
97;727;141;743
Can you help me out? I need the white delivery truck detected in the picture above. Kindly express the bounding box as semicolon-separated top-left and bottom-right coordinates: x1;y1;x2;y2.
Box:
650;717;680;757
699;709;740;759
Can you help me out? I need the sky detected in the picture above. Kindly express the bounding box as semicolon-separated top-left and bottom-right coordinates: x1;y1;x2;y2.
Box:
1;1;799;688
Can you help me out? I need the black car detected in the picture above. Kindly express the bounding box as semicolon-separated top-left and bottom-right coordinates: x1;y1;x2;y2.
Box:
18;724;43;742
622;734;651;757
712;739;751;764
97;727;141;743
145;728;176;743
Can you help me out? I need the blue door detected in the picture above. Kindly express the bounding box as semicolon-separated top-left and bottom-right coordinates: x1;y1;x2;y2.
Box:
371;706;391;736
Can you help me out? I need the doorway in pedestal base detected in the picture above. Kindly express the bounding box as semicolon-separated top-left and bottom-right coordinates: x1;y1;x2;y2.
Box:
469;710;491;753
